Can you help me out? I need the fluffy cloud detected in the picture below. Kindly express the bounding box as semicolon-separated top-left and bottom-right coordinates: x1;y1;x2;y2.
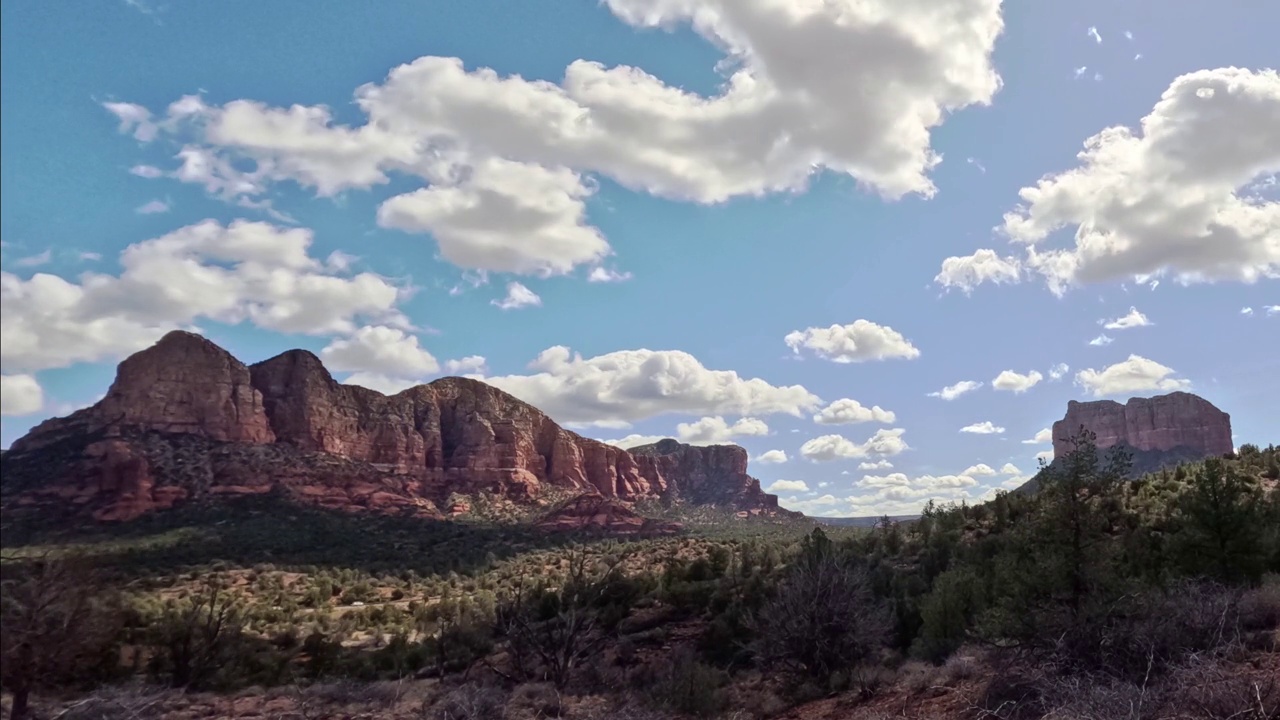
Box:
379;159;611;276
784;320;920;363
766;479;810;494
960;421;1005;434
444;356;488;375
1000;68;1280;293
1000;463;1022;475
1102;307;1152;330
813;398;896;425
1089;334;1114;347
799;428;909;462
321;326;446;394
111;1;1006;274
934;249;1021;293
992;369;1043;393
587;267;632;283
1;374;44;416
322;326;440;378
755;449;788;464
486;347;820;427
928;380;982;400
1075;354;1192;397
860;472;978;491
1022;428;1052;444
490;281;543;310
675;416;769;444
858;459;894;470
1048;363;1070;380
963;463;996;476
836;467;990;516
1;220;407;374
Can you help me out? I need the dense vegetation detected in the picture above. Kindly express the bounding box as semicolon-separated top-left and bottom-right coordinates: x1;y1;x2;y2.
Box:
2;433;1277;719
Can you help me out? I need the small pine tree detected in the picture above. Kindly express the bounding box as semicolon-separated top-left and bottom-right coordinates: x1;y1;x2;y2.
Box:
1175;457;1267;583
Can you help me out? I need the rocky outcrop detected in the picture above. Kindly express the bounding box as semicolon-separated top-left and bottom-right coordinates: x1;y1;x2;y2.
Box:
11;331;275;453
2;334;791;526
629;439;786;512
1052;392;1232;458
536;495;683;535
1048;391;1233;476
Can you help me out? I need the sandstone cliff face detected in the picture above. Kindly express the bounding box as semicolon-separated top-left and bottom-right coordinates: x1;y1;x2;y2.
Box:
629;439;781;511
11;331;275;453
2;334;788;525
1051;392;1233;461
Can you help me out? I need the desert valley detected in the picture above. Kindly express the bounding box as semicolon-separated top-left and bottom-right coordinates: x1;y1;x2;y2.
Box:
2;1;1278;718
1;334;1277;719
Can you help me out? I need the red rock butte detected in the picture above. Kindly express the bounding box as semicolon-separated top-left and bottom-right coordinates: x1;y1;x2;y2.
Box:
1050;391;1233;461
1;331;793;527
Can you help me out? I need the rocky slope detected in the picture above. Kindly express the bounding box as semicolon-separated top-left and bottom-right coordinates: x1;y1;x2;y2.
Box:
1046;391;1233;477
1;331;791;527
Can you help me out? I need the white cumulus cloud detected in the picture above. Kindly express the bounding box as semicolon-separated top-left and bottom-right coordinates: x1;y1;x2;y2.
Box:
999;68;1280;294
485;346;820;427
1;374;44;416
111;0;1007;274
755;449;788;464
960;421;1005;434
767;479;810;494
491;281;543;310
992;369;1043;393
800;428;909;462
1074;354;1192;397
813;398;896;425
935;249;1022;293
785;320;920;363
1;220;408;374
1101;307;1152;330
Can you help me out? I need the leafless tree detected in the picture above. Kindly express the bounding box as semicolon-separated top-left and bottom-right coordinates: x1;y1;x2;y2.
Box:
152;578;244;689
0;552;121;719
495;546;627;689
748;549;892;691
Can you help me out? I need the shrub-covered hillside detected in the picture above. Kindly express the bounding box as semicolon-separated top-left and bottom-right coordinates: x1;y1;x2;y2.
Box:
2;432;1277;719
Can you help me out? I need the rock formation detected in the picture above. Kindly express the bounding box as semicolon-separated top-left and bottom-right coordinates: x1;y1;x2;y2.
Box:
535;495;684;535
1050;391;1233;475
2;331;791;527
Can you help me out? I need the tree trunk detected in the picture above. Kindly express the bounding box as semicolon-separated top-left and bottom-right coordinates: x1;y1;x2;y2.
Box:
10;685;30;720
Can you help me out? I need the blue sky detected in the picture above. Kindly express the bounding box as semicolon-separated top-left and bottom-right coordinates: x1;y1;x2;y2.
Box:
1;0;1276;516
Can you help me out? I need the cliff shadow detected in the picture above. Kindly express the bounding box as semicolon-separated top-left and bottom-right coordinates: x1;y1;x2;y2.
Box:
0;495;602;580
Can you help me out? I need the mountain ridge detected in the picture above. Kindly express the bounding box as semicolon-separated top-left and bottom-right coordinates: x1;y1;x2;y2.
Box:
1;331;795;528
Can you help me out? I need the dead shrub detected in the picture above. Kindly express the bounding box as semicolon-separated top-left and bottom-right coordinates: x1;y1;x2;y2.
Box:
49;684;171;720
972;671;1048;720
427;682;507;720
1159;655;1280;720
897;660;937;694
1238;582;1280;632
506;682;563;718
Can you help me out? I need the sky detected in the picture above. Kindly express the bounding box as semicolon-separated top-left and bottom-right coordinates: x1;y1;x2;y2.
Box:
1;0;1277;518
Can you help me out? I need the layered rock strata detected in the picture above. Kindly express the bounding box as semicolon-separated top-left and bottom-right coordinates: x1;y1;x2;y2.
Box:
2;331;788;524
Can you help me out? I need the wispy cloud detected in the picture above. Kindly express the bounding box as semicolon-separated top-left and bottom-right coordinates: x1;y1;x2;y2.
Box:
12;249;52;268
135;199;170;214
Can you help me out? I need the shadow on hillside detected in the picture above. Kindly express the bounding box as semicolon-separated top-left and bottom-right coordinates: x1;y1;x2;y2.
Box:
0;495;596;579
